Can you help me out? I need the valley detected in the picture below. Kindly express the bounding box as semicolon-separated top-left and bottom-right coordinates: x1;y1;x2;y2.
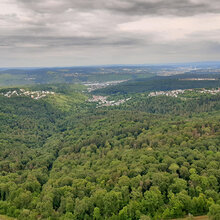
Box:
0;64;220;220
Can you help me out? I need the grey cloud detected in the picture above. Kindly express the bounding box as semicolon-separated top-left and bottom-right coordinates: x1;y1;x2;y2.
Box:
1;0;220;66
0;35;144;50
108;0;220;16
16;0;220;16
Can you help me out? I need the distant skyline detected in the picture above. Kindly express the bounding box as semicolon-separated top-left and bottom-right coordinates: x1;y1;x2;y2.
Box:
1;0;220;67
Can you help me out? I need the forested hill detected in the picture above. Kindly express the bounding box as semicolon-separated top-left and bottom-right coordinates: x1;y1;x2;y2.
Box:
1;62;220;87
0;66;156;86
93;73;220;95
0;83;220;220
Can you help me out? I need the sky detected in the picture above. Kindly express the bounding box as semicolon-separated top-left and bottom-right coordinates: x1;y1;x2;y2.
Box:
0;0;220;67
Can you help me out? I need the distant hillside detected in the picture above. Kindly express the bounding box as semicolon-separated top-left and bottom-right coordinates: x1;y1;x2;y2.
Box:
0;66;156;86
1;61;220;87
93;73;220;95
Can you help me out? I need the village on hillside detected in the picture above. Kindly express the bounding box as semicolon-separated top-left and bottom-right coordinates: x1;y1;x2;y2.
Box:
0;89;55;100
88;95;131;107
148;88;220;97
89;88;220;108
84;80;127;92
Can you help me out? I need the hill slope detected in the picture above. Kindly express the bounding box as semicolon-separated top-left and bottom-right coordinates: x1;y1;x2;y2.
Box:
0;83;219;220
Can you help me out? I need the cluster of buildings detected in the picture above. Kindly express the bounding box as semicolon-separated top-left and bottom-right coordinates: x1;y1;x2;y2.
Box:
149;88;220;98
0;89;55;100
199;88;220;94
88;95;131;107
148;89;185;97
180;78;217;81
85;80;127;92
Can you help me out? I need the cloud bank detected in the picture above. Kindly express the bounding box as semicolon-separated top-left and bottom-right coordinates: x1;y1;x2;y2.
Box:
0;0;220;66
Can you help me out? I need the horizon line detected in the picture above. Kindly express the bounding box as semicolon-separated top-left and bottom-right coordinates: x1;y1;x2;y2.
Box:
1;60;220;70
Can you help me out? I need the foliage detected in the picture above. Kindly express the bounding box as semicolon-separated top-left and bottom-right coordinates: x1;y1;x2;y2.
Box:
0;83;219;219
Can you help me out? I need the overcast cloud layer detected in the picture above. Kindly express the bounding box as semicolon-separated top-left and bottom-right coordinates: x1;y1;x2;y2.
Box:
0;0;220;67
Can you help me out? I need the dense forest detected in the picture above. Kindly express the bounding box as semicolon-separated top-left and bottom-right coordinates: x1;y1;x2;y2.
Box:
113;92;220;115
0;81;220;220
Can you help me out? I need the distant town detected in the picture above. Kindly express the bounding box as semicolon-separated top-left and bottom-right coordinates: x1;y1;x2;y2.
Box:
148;88;220;97
180;78;217;81
88;95;131;107
84;80;127;92
88;88;220;108
0;89;55;99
